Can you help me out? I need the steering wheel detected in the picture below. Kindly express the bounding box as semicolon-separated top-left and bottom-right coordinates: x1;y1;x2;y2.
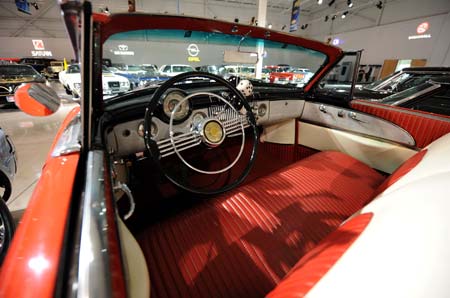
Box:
144;72;259;195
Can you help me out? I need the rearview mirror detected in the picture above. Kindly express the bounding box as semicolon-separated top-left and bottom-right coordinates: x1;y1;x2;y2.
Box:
224;50;258;64
14;83;60;116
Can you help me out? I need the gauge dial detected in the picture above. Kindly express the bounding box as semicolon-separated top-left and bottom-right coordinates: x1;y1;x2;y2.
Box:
192;112;207;126
163;90;190;121
257;104;267;117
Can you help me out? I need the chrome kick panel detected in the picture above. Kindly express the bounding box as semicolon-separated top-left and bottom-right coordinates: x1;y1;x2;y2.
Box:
300;102;415;147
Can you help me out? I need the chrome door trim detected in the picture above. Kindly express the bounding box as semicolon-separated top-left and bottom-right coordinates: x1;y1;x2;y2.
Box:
300;101;416;147
76;150;112;298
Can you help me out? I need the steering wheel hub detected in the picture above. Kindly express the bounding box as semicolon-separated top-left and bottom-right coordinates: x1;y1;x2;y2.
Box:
200;119;225;147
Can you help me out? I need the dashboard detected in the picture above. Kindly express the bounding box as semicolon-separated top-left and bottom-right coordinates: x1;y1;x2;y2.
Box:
106;88;306;157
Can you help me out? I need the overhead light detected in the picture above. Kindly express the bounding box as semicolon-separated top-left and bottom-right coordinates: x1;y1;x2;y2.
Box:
347;0;353;8
376;1;383;9
268;23;272;29
331;15;337;20
342;11;348;18
317;0;323;4
324;15;329;22
328;0;335;6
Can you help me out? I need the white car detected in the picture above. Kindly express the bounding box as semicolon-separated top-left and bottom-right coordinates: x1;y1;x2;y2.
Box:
159;64;195;77
59;64;130;98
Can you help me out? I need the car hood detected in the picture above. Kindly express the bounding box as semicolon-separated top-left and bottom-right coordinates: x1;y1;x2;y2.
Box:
0;76;43;84
102;73;128;82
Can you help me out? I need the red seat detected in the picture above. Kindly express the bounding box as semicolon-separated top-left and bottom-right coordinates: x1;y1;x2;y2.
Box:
137;151;385;298
266;149;427;298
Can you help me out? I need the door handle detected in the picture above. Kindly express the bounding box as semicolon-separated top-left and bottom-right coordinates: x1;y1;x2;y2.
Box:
348;112;367;123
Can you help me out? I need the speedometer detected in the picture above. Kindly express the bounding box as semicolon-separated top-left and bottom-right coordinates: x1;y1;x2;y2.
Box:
162;90;190;121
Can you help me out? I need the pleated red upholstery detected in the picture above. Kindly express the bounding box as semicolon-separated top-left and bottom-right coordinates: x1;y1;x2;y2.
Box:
351;100;450;148
266;213;373;298
137;151;384;298
374;149;427;196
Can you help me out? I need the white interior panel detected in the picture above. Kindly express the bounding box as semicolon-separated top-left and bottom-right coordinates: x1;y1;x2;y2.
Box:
118;218;150;298
266;100;305;124
298;122;418;173
260;119;296;144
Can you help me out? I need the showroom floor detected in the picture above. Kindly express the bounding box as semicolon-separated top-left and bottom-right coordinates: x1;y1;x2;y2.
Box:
0;81;78;219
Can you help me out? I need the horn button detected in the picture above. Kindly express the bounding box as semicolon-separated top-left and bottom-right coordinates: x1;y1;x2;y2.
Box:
200;119;225;147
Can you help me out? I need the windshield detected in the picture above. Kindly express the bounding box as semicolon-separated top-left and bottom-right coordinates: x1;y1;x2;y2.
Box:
67;65;80;73
0;65;40;77
103;29;327;99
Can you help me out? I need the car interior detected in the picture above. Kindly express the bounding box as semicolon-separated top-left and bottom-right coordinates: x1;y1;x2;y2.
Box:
86;19;450;298
101;70;450;298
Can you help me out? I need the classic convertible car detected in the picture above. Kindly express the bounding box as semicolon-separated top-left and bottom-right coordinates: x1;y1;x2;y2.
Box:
1;1;450;298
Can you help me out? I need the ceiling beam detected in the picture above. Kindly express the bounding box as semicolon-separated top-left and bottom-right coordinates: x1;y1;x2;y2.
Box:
0;16;62;23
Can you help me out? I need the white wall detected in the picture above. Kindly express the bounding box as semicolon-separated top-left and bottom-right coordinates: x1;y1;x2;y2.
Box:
308;12;450;66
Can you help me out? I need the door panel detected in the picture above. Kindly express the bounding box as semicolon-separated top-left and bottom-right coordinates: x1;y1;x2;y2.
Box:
297;122;417;173
351;100;450;148
301;102;415;146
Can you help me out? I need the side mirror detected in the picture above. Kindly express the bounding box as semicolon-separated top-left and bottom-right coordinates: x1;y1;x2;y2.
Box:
14;83;60;116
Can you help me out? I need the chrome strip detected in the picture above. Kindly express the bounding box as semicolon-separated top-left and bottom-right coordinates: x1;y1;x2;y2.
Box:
301;102;416;147
76;150;112;298
390;84;441;106
52;114;81;157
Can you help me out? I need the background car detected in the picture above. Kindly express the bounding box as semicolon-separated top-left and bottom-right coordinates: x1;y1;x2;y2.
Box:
111;65;169;89
59;64;130;98
43;61;64;79
319;66;450;102
0;64;46;107
269;67;313;86
0;127;16;265
159;64;195;77
19;57;56;75
375;77;450;116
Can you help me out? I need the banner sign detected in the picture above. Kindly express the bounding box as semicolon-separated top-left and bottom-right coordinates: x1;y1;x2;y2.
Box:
289;0;300;32
408;22;431;40
31;39;53;57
